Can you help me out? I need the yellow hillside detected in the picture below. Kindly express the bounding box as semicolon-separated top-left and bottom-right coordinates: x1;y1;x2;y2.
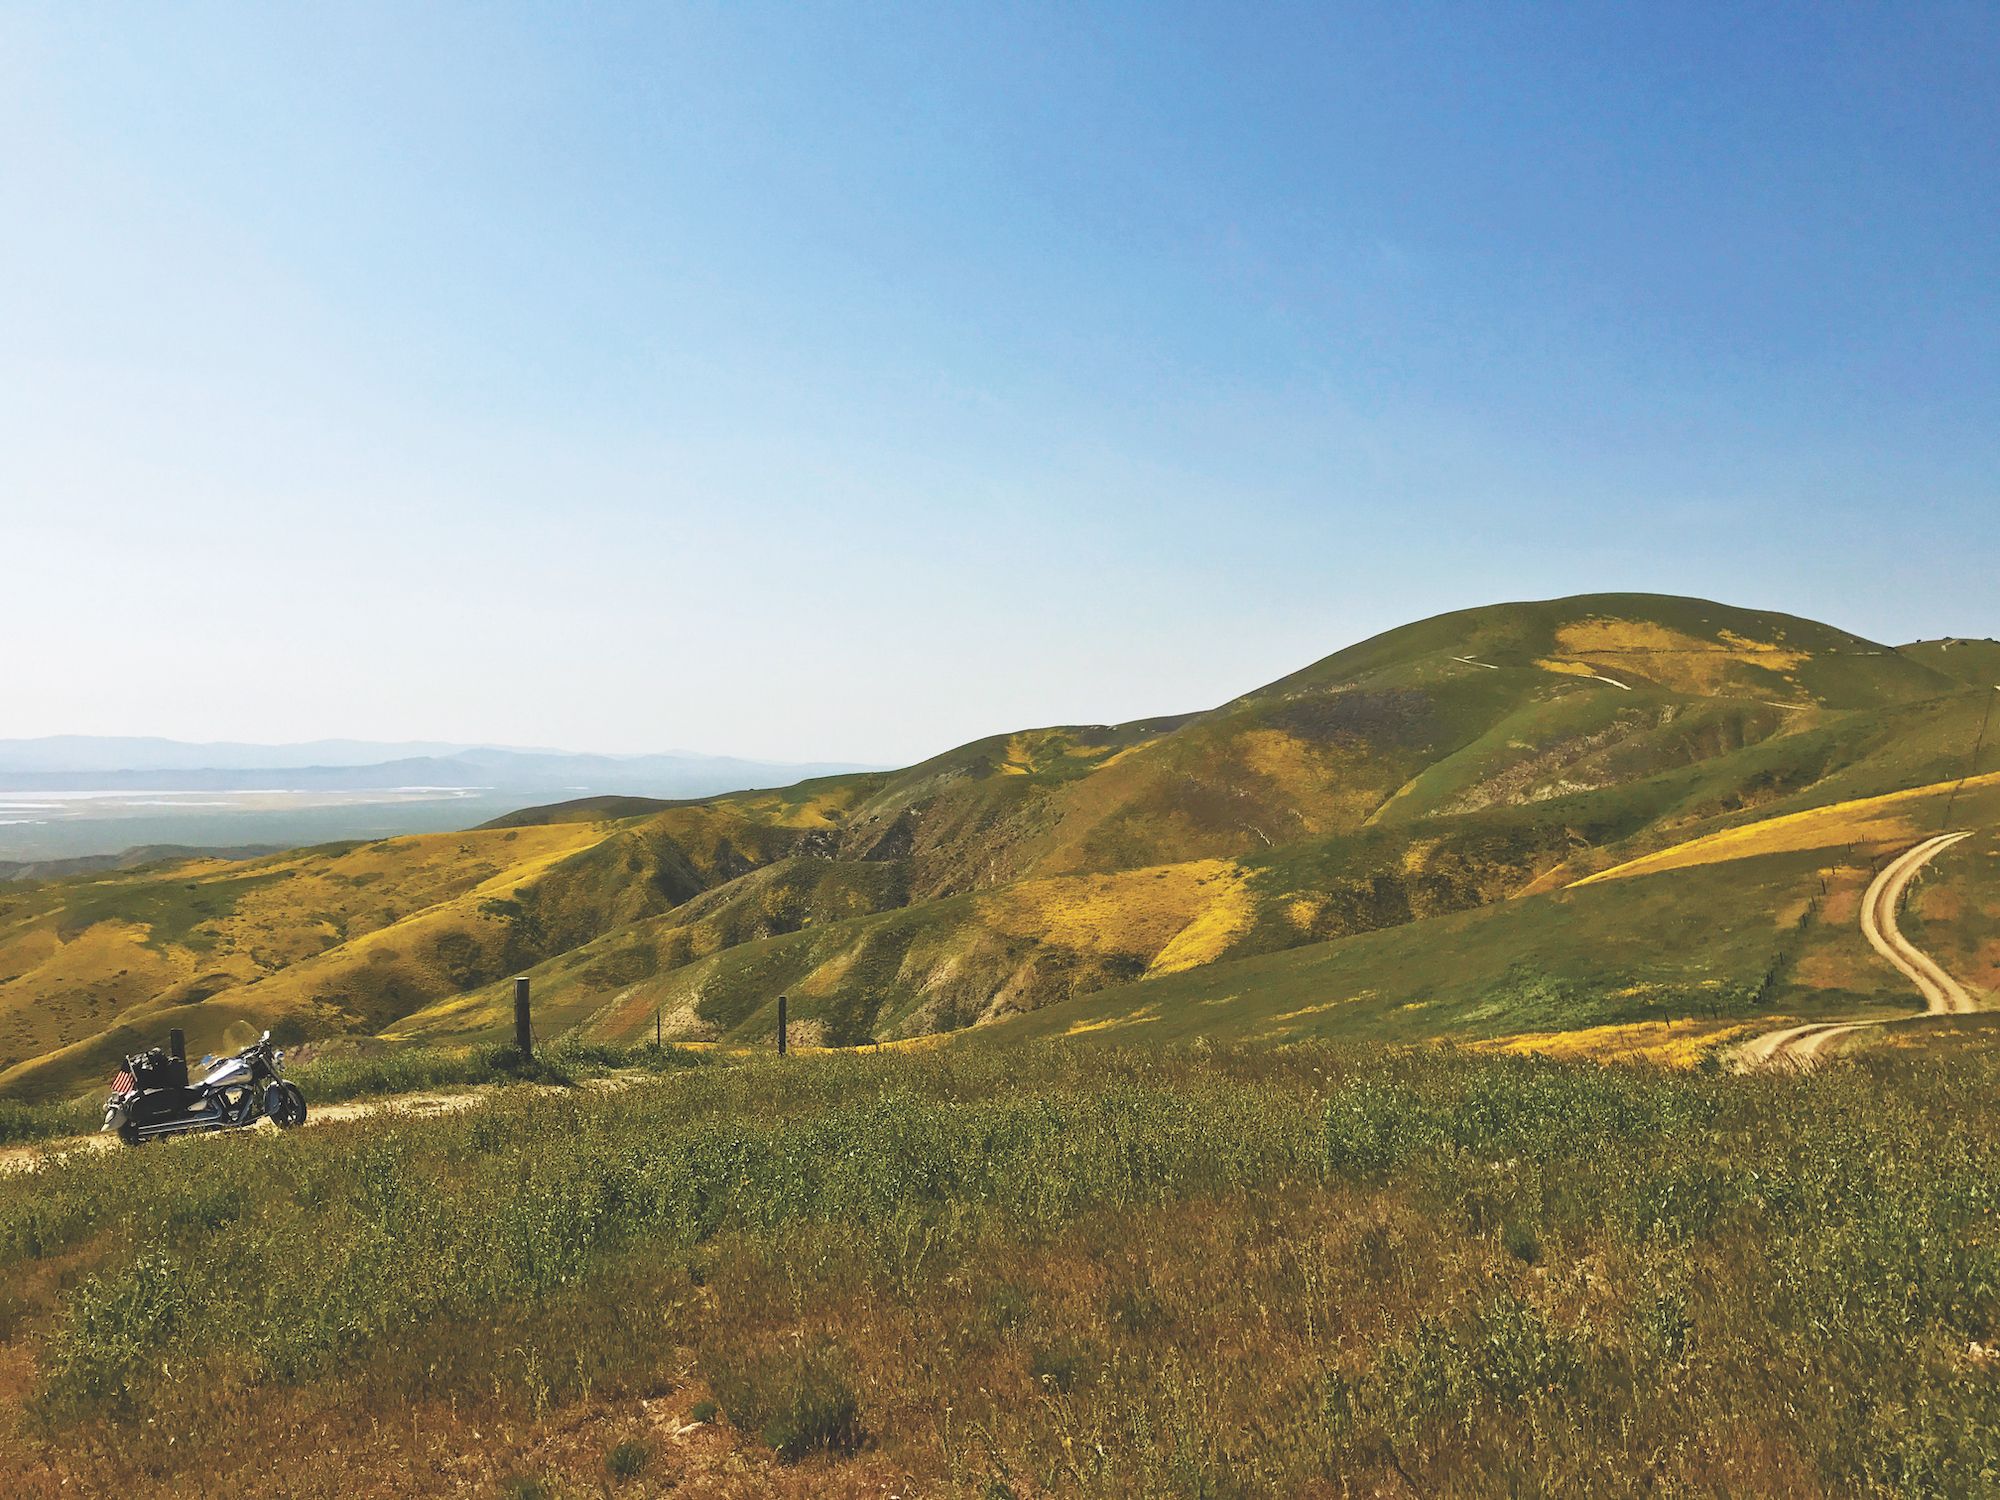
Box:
1571;770;2000;887
1538;618;1813;696
978;859;1258;975
0;818;616;1092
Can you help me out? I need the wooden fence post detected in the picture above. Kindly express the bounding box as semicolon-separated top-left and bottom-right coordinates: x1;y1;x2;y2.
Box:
514;976;533;1059
777;994;788;1056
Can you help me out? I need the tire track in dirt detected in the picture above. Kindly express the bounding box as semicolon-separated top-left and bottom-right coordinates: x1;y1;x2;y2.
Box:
1740;830;1975;1070
1859;831;1977;1012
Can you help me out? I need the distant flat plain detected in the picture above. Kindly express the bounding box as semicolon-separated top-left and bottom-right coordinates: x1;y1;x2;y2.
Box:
0;785;519;863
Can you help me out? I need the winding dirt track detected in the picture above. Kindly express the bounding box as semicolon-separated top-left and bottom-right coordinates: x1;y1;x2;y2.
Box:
1860;831;1977;1011
1740;830;1975;1070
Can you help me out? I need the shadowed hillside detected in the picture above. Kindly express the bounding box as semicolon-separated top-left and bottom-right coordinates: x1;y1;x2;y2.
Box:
4;593;1995;1098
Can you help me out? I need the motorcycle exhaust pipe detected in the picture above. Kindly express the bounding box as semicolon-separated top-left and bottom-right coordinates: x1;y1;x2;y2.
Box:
129;1109;228;1141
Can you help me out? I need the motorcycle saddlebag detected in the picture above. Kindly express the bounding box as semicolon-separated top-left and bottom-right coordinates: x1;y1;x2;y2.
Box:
128;1090;187;1127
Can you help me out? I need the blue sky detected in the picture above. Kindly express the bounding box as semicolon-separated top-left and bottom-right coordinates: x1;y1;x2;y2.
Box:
4;3;1995;763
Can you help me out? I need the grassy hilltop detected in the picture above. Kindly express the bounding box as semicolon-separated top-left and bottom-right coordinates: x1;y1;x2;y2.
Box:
2;591;1995;1097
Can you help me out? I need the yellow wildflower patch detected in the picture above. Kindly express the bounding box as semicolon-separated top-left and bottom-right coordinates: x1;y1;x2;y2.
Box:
1265;998;1355;1023
1571;770;2000;887
1478;1019;1754;1068
1063;1005;1161;1036
997;729;1118;777
1717;630;1809;670
1243;998;1366;1043
982;868;1174;956
1149;878;1259;974
1235;729;1322;786
1534;658;1601;679
0;919;185;1056
795;944;862;998
1547;618;1810;695
722;787;859;828
979;858;1257;973
1231;729;1386;830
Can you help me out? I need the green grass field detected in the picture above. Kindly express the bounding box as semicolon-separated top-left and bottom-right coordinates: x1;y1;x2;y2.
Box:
975;843;1912;1056
2;1041;1995;1496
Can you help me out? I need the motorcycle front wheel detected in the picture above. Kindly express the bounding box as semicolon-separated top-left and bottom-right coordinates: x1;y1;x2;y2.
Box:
104;1106;142;1147
277;1083;307;1128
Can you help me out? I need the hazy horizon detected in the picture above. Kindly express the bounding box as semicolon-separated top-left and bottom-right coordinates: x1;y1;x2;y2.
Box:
2;585;1994;775
0;736;884;863
0;733;881;771
5;5;1994;764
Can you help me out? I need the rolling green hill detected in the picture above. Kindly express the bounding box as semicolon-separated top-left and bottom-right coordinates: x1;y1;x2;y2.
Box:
985;770;2000;1055
1900;636;2000;686
4;592;1995;1099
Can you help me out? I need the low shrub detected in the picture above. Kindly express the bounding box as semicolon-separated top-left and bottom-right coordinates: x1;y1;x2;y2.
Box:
604;1438;648;1480
1028;1336;1096;1394
1500;1217;1542;1265
0;1096;97;1147
704;1338;864;1462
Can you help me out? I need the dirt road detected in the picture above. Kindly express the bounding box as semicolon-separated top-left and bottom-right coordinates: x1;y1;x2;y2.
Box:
1859;831;1976;1011
1735;1017;1872;1069
0;1084;503;1178
1741;830;1975;1070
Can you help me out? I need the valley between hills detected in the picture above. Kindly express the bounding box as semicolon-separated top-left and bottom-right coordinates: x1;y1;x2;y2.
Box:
4;591;1996;1102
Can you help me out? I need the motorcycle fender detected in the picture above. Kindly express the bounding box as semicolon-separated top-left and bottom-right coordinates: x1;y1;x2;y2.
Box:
102;1103;128;1134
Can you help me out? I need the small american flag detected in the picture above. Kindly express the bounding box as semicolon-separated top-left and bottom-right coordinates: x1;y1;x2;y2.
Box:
111;1069;136;1096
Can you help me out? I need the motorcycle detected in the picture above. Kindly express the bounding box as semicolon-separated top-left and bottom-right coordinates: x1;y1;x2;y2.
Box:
102;1027;307;1146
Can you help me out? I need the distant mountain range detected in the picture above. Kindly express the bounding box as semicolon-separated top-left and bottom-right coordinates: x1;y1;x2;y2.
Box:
0;737;483;773
0;738;877;797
